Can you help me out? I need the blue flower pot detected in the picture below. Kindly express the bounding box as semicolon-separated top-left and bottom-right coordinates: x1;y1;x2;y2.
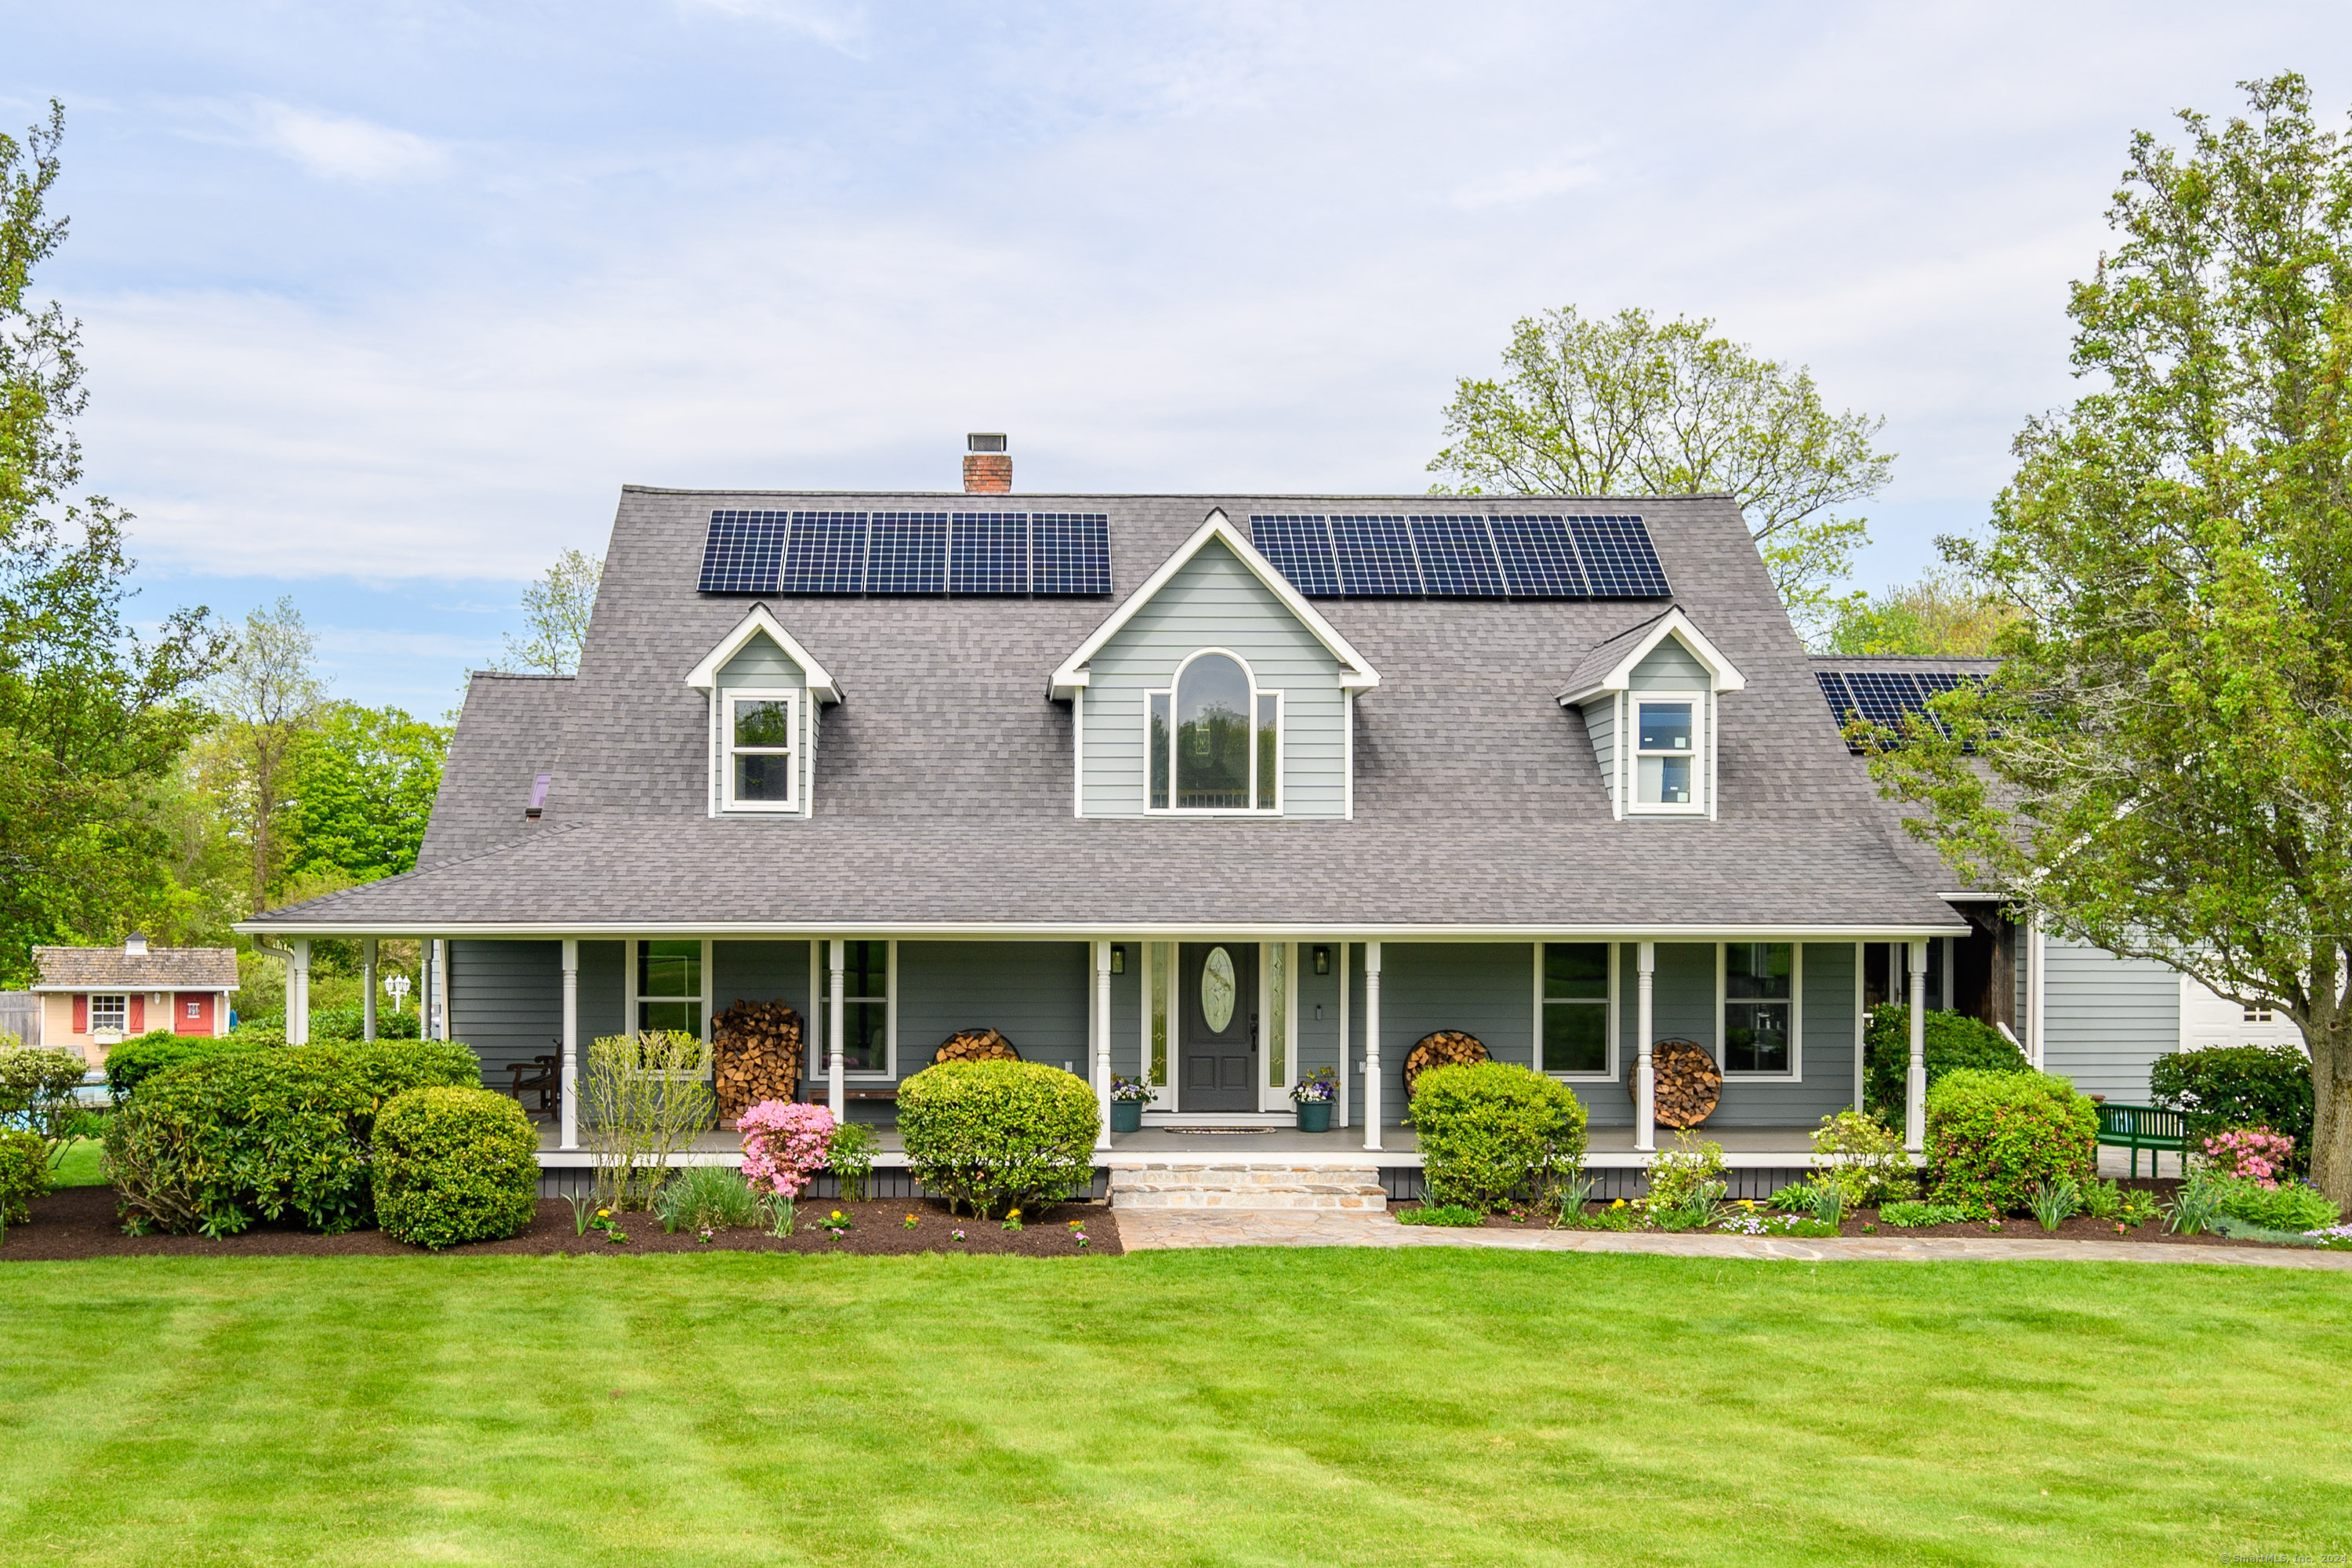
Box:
1295;1100;1332;1133
1111;1100;1144;1134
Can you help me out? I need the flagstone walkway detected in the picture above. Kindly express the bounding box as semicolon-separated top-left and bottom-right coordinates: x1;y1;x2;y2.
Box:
1112;1210;2352;1271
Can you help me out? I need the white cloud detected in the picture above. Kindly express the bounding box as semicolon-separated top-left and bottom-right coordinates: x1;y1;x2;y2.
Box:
1451;159;1602;209
242;100;447;182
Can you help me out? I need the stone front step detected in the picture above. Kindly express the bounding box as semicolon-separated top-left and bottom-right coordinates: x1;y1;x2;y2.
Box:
1109;1163;1387;1213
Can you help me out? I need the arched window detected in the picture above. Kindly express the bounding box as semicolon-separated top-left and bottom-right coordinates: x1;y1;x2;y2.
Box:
1149;652;1281;812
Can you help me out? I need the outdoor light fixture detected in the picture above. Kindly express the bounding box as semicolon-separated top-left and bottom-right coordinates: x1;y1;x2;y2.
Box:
1312;945;1330;975
1111;945;1126;974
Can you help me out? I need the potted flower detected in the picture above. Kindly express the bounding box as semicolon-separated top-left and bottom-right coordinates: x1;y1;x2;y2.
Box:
1290;1068;1338;1132
1109;1074;1153;1133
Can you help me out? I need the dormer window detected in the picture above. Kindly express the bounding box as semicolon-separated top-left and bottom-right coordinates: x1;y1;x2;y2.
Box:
724;691;799;811
1635;700;1697;810
1149;650;1280;812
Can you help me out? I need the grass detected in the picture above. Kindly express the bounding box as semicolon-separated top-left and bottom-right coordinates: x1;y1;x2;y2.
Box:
0;1250;2347;1565
45;1139;106;1188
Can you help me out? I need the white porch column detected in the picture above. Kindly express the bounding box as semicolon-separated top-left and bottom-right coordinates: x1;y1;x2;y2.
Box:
1362;940;1383;1152
1337;941;1352;1130
1094;940;1114;1151
1905;938;1928;1152
1635;942;1656;1153
361;938;378;1042
287;938;312;1046
560;938;580;1152
827;939;846;1120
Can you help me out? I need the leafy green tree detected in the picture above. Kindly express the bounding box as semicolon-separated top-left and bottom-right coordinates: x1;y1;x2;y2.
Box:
492;548;601;675
0;103;221;982
1870;75;2352;1204
286;702;449;884
1428;306;1893;635
1824;568;2019;655
205;598;324;914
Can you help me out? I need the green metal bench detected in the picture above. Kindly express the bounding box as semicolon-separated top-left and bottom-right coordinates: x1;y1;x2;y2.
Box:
2096;1103;2189;1178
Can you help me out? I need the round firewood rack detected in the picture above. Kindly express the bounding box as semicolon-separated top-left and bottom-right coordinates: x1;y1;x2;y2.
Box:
1403;1030;1490;1097
1635;1037;1722;1128
933;1028;1022;1065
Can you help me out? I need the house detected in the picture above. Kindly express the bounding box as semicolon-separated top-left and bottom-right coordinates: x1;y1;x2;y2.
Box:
31;935;240;1067
1815;653;2305;1104
236;439;1972;1204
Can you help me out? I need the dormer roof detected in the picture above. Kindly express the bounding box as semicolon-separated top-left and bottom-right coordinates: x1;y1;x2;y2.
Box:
684;604;842;703
1555;607;1747;706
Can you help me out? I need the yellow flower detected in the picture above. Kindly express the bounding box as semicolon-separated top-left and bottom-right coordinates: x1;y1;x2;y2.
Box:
1007;1208;1022;1218
830;1210;844;1219
1610;1199;1625;1209
597;1209;610;1218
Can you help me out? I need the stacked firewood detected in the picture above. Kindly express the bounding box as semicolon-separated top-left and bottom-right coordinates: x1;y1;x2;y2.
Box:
712;999;803;1122
1639;1038;1722;1127
933;1028;1021;1065
1403;1030;1490;1096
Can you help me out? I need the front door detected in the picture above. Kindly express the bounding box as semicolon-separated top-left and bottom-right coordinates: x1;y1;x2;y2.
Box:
1179;942;1259;1112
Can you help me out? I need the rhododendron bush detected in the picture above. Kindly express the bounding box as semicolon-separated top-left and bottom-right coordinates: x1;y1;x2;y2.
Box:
739;1101;835;1197
2200;1127;2296;1189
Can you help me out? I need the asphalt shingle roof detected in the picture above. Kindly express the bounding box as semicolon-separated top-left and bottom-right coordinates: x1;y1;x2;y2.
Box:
249;489;1966;934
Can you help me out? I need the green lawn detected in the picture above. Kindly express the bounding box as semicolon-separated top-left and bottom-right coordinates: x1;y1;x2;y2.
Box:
0;1250;2345;1566
45;1138;106;1187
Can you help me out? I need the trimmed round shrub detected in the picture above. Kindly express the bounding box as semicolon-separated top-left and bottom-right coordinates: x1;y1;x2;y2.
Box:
105;1039;482;1236
1864;1006;2029;1126
103;1030;274;1100
0;1127;51;1232
897;1060;1098;1218
2153;1046;2313;1171
373;1087;540;1249
1408;1062;1587;1212
1925;1069;2097;1215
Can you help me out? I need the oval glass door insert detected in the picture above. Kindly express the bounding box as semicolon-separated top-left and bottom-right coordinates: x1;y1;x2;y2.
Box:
1201;946;1237;1032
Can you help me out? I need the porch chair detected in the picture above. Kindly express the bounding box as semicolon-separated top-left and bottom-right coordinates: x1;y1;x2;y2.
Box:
506;1052;559;1120
2095;1102;2189;1179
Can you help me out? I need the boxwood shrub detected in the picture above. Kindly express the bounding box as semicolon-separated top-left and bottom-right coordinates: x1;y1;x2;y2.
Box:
1408;1062;1586;1212
897;1060;1098;1218
105;1039;481;1236
1864;1006;2031;1126
2152;1045;2314;1170
0;1127;49;1232
1925;1068;2097;1215
103;1029;274;1100
373;1087;540;1249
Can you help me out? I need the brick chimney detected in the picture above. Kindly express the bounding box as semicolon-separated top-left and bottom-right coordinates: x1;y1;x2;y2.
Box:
964;433;1011;493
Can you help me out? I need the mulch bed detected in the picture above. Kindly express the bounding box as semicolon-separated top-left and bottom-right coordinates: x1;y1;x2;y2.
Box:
0;1188;1120;1261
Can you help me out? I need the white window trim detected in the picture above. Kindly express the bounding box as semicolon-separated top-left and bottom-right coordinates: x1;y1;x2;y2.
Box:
1533;940;1617;1081
1716;940;1803;1081
622;937;715;1079
1628;691;1707;817
811;937;897;1081
88;993;128;1034
716;687;802;815
1145;648;1286;815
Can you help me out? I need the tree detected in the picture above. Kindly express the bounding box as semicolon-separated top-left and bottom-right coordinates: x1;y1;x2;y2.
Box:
1869;74;2352;1204
1824;568;2020;655
492;549;601;675
1428;306;1894;634
285;702;449;884
0;103;221;981
206;598;324;914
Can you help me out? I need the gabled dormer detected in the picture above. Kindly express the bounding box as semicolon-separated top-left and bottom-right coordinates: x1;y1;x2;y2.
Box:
1557;608;1744;821
684;604;841;819
1051;510;1379;819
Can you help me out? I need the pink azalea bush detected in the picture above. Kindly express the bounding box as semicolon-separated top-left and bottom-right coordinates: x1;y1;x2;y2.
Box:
739;1101;836;1198
2200;1126;2296;1189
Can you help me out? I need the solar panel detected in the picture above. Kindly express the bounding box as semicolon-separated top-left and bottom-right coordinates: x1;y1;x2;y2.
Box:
866;511;948;594
1330;514;1420;596
1407;515;1504;597
950;512;1029;594
1840;671;1927;731
779;510;867;593
1817;668;1984;750
1483;515;1584;598
1815;671;1860;740
1031;512;1112;594
1568;515;1670;597
698;510;787;593
1249;515;1339;596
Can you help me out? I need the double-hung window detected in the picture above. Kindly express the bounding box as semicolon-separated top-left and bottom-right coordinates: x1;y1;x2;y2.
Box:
1539;943;1612;1076
1633;699;1699;811
636;939;705;1039
721;689;798;812
88;994;127;1034
1149;651;1281;812
1722;942;1795;1074
818;939;892;1076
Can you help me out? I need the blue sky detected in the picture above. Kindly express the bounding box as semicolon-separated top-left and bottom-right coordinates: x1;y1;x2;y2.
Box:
8;2;2347;715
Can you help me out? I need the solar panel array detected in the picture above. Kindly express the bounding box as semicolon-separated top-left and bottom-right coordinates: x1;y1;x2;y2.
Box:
1247;512;1668;600
1816;669;1976;750
696;510;1111;596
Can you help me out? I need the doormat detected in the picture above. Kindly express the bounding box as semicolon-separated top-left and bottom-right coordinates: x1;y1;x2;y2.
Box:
1157;1126;1284;1134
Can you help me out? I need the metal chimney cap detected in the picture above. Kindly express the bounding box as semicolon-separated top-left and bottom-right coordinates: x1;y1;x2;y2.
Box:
967;433;1007;453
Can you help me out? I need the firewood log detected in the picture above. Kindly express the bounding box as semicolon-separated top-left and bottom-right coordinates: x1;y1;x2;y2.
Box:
1403;1030;1490;1096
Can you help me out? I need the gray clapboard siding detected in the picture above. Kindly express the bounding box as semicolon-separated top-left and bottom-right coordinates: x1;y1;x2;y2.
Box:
1293;946;1344;1087
2041;936;2180;1101
713;940;811;1028
1584;697;1617;810
449;939;561;1085
714;630;814;811
580;940;625;1041
895;941;1091;1080
1709;942;1857;1127
1079;539;1349;818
